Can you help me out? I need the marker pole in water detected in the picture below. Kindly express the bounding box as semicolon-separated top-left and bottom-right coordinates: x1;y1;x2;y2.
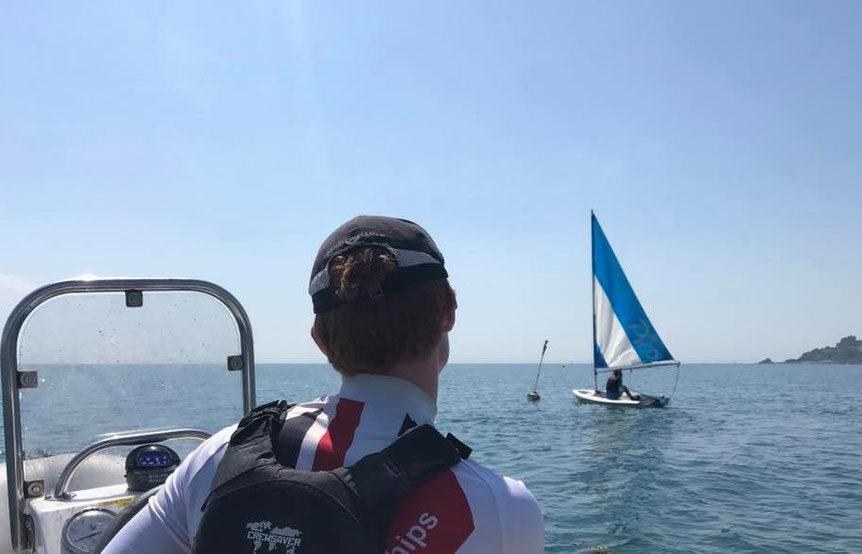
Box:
527;339;549;401
532;339;549;391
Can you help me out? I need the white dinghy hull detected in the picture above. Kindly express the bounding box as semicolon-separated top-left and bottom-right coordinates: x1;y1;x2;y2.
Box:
572;389;669;408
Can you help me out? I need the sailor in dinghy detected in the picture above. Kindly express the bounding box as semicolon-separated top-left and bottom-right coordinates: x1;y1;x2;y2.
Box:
602;369;638;401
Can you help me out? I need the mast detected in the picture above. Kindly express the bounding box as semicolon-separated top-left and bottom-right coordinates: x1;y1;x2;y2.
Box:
591;210;598;391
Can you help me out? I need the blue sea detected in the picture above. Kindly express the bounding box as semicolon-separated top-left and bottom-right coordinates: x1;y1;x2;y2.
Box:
3;363;861;553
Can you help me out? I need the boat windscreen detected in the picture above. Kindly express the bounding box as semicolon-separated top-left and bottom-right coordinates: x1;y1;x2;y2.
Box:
8;290;244;467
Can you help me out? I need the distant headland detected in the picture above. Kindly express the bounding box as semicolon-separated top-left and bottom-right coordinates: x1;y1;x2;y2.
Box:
759;336;862;364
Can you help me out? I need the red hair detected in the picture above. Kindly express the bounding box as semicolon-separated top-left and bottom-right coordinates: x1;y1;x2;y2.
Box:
313;247;455;375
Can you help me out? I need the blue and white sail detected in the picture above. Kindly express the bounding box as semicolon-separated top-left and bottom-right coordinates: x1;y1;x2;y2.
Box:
592;213;675;371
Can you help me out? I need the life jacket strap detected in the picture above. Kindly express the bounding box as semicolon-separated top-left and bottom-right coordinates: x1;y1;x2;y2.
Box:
205;400;294;496
333;424;469;520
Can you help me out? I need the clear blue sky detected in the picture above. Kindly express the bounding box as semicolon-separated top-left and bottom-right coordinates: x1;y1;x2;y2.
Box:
1;1;861;363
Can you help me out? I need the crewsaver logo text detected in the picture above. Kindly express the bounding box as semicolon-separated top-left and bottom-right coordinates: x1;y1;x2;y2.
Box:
246;521;303;554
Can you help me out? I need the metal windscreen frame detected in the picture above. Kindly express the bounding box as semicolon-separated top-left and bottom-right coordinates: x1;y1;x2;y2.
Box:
0;278;256;551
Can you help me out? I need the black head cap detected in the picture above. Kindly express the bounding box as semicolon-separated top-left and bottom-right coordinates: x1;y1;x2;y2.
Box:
309;216;448;314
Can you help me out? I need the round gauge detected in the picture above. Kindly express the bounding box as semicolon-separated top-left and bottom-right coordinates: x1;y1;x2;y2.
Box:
61;508;116;554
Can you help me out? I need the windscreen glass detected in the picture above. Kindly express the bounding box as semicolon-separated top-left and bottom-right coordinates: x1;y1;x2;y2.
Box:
7;289;244;467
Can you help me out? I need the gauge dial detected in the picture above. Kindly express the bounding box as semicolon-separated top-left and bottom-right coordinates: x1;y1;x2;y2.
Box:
61;508;116;554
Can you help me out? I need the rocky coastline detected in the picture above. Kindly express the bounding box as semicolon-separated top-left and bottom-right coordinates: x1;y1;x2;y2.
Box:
761;336;862;364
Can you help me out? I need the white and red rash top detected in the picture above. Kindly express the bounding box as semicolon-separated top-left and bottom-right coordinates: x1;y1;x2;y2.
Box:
105;374;544;554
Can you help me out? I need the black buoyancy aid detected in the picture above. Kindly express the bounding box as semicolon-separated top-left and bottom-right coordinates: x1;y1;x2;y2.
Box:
192;400;471;554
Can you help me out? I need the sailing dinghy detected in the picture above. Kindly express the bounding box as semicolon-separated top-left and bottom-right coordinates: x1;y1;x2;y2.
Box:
573;213;680;408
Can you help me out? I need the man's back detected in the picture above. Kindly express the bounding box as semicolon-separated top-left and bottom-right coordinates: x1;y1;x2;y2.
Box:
108;216;544;552
105;374;544;553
